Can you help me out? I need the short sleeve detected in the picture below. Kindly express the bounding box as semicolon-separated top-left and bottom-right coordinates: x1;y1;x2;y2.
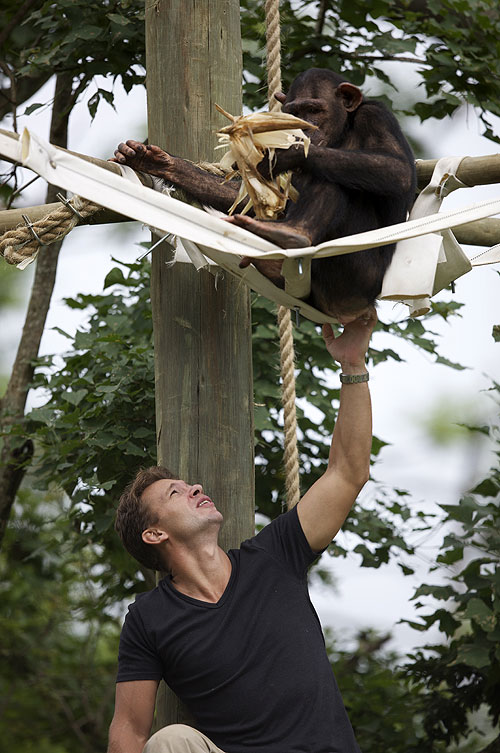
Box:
249;506;322;580
116;598;163;683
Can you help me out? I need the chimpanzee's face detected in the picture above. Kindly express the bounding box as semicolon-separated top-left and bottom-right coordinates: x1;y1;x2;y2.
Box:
284;85;356;146
282;75;363;147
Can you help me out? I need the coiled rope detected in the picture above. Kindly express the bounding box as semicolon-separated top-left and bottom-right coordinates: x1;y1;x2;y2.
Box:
265;0;301;509
0;195;100;267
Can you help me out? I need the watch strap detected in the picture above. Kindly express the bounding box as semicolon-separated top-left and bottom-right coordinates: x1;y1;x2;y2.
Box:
340;372;369;384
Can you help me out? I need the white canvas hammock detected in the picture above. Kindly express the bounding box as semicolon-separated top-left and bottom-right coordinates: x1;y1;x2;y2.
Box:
1;127;499;323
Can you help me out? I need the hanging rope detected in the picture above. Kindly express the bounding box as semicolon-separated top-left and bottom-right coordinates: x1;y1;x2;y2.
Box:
0;195;100;266
265;0;301;509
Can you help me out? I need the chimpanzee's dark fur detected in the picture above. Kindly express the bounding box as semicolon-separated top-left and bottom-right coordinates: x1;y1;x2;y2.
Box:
113;68;416;318
276;69;416;315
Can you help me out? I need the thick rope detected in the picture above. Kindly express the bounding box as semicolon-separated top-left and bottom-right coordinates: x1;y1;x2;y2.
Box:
265;0;301;509
265;0;282;113
0;196;100;266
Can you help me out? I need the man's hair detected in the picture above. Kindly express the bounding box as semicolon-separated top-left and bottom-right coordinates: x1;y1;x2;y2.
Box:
115;466;177;571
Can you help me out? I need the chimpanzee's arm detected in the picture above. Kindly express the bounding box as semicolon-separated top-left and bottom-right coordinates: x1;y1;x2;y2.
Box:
112;141;242;213
268;104;415;198
298;146;413;197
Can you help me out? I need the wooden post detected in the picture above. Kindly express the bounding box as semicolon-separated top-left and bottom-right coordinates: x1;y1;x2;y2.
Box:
145;0;254;728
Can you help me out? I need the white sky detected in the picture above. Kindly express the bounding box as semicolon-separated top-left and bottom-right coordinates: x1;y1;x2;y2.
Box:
1;71;499;657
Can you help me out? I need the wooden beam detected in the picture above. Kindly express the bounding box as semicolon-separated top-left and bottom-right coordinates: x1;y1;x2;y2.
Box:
453;218;500;247
0;202;130;235
2;199;499;248
416;154;500;189
145;0;253;730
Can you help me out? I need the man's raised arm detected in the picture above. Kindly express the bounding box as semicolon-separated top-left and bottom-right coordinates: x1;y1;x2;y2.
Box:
297;309;376;552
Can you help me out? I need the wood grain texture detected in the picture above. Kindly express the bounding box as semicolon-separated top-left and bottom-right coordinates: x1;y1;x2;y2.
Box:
416;154;500;189
145;0;254;729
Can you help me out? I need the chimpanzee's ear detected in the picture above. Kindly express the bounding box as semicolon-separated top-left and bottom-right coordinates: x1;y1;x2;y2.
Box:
274;91;287;104
336;83;363;112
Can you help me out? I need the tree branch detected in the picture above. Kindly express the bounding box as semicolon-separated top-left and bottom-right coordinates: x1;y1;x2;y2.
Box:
314;0;329;36
0;72;74;549
288;45;429;67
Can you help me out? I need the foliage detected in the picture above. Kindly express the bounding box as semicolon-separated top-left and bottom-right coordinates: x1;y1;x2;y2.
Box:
240;0;500;141
0;486;119;753
16;259;460;595
0;0;145;122
401;412;500;748
17;260;158;600
329;629;433;753
2;1;500;138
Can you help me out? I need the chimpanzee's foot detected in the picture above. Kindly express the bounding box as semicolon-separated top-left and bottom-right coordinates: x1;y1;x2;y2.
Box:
239;257;285;287
227;214;311;249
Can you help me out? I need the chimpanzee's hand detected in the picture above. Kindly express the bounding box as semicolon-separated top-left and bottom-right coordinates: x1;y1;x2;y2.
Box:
111;140;179;181
259;143;306;179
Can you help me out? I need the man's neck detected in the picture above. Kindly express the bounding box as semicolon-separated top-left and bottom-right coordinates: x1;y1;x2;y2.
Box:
169;542;231;603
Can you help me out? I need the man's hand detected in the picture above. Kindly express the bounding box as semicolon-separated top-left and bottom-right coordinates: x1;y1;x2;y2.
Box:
111;140;179;181
322;307;377;373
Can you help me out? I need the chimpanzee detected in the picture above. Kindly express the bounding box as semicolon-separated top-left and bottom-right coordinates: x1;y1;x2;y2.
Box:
113;68;416;322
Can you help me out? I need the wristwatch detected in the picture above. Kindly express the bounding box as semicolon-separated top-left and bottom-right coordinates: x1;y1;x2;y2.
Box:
339;372;369;384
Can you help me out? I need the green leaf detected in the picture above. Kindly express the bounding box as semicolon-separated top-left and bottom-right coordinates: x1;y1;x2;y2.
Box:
107;13;131;25
104;267;127;289
464;598;497;633
449;643;491;669
95;384;121;394
398;564;415;576
435;355;467;370
23;102;44;116
63;389;88;406
50;326;73;339
470;478;499;497
66;25;104;42
436;546;464;565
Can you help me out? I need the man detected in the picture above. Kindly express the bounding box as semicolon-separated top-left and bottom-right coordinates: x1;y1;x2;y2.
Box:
108;311;376;753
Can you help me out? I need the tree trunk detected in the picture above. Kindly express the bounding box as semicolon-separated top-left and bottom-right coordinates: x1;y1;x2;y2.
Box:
0;72;73;547
145;0;254;729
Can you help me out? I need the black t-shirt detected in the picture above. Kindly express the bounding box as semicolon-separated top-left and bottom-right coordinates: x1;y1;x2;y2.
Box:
117;506;360;753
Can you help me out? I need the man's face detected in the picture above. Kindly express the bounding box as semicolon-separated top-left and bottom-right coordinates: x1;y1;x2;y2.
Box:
142;478;223;543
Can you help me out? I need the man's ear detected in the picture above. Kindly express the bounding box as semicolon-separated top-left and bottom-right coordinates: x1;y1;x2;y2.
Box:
336;83;363;112
142;528;168;545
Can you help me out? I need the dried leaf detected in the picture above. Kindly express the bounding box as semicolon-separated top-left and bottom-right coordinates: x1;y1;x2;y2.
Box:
215;107;316;220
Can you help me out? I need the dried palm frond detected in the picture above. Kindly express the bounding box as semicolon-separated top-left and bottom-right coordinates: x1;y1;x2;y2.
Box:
215;107;316;220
